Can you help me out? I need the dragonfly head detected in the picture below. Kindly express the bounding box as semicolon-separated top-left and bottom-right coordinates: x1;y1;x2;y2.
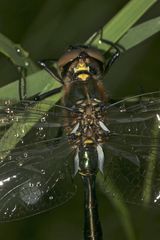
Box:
58;46;105;82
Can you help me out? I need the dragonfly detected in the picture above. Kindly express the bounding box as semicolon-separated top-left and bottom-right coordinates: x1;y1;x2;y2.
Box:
0;38;160;240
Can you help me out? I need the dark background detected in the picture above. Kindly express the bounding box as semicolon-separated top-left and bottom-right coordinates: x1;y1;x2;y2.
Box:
0;0;160;239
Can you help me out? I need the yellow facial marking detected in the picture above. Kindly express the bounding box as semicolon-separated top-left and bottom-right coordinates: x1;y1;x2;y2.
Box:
74;61;89;81
84;139;93;144
78;73;89;81
74;62;89;73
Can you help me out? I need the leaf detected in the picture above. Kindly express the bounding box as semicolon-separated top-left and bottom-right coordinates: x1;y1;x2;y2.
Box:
0;32;62;99
119;16;160;50
0;0;158;101
0;0;157;176
0;33;62;156
97;174;136;240
0;33;37;73
0;69;62;100
86;0;158;51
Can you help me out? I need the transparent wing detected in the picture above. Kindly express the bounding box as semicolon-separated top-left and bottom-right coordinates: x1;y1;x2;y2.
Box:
1;90;160;220
103;91;160;207
0;99;76;221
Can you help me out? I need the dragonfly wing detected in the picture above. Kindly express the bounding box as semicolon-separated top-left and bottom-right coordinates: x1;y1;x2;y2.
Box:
0;99;75;151
0;99;73;128
0;100;76;221
103;91;160;206
0;139;76;221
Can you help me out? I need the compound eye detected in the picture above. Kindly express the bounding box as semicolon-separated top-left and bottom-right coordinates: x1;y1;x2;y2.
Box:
88;64;97;75
86;48;105;63
58;49;81;69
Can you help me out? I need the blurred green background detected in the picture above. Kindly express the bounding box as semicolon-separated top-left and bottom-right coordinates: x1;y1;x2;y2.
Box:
0;0;160;239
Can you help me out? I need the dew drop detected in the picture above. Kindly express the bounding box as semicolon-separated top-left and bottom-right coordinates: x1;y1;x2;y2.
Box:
119;105;126;112
0;159;4;164
21;128;25;133
5;107;11;114
24;152;28;158
41;117;46;123
18;161;23;167
29;182;34;187
25;61;29;67
15;133;19;138
36;181;41;187
41;169;45;175
16;48;21;54
49;196;54;200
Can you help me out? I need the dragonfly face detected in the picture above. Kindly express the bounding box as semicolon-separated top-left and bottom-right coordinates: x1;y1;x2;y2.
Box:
58;46;105;83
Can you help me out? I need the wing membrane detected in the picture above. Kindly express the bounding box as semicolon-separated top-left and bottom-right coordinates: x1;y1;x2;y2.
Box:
0;100;76;221
0;91;160;221
103;91;160;206
0;138;76;221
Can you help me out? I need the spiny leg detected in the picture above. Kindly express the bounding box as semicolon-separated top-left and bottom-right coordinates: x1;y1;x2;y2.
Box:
88;29;125;74
38;59;63;83
99;30;124;74
34;59;63;101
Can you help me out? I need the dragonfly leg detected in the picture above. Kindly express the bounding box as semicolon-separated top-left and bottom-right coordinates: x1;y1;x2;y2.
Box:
103;49;120;74
99;29;125;51
99;30;124;74
88;29;125;74
34;86;62;101
38;59;63;83
33;59;63;101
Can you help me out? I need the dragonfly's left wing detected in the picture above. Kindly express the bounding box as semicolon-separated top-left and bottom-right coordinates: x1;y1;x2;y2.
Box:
0;100;76;221
102;91;160;207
